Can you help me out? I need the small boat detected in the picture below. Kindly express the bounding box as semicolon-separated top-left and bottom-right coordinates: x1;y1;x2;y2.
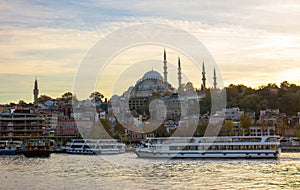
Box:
23;139;51;158
0;140;23;155
65;139;126;155
135;136;281;159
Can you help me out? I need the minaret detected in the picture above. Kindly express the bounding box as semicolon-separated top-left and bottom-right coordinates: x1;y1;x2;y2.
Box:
202;62;206;90
213;68;217;90
33;76;39;104
163;49;168;83
178;57;182;89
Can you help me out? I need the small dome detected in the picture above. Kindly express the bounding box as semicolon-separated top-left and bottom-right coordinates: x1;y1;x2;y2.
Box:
110;95;119;100
84;99;92;105
44;100;53;106
142;70;163;81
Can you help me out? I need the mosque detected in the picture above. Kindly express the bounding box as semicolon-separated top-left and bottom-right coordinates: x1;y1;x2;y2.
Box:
125;49;217;120
110;49;219;137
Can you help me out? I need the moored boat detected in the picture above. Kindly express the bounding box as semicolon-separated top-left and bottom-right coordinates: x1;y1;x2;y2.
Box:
135;136;281;159
23;139;51;157
0;140;23;155
65;139;126;155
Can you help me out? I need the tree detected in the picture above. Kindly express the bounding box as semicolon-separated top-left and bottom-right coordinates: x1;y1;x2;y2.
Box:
18;100;27;107
260;120;269;136
100;118;112;135
240;94;260;112
224;120;234;136
113;122;125;139
196;122;208;136
280;92;300;116
90;91;104;104
61;92;73;102
38;95;52;103
90;121;112;139
295;123;300;139
277;121;288;136
240;113;253;135
155;124;168;137
280;81;290;90
199;90;211;115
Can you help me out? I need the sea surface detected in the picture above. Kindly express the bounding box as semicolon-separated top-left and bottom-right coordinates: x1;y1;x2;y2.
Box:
1;152;300;190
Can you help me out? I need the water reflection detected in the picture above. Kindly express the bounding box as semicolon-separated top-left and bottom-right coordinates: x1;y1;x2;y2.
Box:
0;153;300;189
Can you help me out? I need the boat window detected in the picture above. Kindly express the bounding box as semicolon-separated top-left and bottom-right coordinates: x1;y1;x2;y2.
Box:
170;146;183;150
248;138;261;142
271;145;277;150
265;137;278;142
189;146;197;150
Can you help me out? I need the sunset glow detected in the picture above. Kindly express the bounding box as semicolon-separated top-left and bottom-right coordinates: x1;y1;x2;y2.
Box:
0;1;299;103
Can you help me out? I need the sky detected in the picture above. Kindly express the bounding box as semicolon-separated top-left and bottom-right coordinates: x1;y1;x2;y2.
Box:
0;0;300;103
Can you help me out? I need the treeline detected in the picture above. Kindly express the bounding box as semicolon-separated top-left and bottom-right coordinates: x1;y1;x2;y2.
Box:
200;81;300;117
4;91;106;106
4;81;300;118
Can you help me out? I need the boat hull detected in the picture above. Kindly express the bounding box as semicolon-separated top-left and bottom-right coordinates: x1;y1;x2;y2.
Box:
136;136;281;159
65;149;125;155
0;149;17;155
23;150;51;158
135;150;280;159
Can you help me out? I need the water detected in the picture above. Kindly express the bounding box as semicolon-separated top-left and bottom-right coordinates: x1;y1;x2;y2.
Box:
1;153;300;190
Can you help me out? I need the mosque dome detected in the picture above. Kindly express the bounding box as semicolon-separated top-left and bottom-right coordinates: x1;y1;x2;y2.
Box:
142;70;163;81
44;100;54;106
110;94;119;100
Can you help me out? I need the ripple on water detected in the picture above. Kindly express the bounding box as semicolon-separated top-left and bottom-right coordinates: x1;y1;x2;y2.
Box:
1;153;300;189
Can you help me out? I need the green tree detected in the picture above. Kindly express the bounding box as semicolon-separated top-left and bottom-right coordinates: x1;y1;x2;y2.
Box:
113;122;125;139
38;95;52;103
280;92;300;116
199;90;211;115
240;113;253;135
89;119;113;139
196;122;208;136
155;124;168;137
240;94;260;112
224;120;234;136
280;81;290;90
61;92;73;102
100;118;112;135
18;100;27;107
277;121;288;136
90;91;104;104
295;123;300;139
260;120;269;136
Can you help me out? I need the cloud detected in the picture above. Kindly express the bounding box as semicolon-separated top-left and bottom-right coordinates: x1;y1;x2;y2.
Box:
0;0;299;103
0;73;75;104
0;26;99;74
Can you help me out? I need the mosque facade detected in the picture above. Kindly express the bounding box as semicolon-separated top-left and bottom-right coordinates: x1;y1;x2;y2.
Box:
110;49;219;135
124;49;217;125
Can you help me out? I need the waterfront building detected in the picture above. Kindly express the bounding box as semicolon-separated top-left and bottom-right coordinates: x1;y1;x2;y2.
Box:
216;107;244;121
250;126;275;136
0;110;49;140
55;120;81;138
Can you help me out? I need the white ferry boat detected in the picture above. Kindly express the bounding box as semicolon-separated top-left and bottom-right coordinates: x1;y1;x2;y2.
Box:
65;139;126;155
135;136;281;159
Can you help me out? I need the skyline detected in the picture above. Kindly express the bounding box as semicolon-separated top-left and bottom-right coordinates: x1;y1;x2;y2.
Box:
1;1;300;103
